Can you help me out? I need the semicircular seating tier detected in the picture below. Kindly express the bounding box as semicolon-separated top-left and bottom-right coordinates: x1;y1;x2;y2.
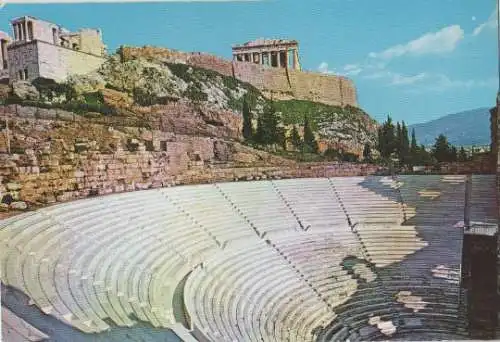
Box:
0;175;497;341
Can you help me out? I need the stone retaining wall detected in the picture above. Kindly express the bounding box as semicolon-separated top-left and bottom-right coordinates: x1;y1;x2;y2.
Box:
0;110;384;211
120;46;358;107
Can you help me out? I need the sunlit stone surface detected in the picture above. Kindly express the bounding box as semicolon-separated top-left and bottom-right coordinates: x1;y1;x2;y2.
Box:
0;175;497;341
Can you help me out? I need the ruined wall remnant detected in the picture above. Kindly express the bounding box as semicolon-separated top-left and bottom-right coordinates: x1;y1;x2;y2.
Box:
6;16;107;83
121;46;358;107
0;105;383;209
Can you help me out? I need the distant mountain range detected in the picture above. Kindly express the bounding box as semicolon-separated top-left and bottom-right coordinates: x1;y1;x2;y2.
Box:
408;107;493;147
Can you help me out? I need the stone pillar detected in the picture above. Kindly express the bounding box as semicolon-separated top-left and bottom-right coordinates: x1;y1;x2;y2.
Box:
14;24;19;41
285;49;289;69
1;40;7;69
292;49;298;70
27;21;32;41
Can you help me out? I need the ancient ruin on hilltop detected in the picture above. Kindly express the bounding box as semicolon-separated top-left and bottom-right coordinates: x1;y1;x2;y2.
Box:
0;15;358;108
0;16;107;82
232;38;301;70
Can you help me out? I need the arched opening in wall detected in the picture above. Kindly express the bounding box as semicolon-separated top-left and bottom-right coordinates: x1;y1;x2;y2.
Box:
244;53;250;62
27;21;33;41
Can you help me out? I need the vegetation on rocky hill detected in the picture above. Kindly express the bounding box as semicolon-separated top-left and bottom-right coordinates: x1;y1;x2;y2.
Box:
0;50;379;161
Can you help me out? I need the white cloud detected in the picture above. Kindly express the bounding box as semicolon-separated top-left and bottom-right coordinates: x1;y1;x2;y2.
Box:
318;62;332;74
369;25;465;60
343;64;362;76
318;62;340;75
472;6;497;36
363;70;497;91
364;70;429;86
429;74;497;91
390;72;428;85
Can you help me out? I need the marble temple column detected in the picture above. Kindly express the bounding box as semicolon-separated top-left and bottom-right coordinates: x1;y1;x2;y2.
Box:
22;21;27;41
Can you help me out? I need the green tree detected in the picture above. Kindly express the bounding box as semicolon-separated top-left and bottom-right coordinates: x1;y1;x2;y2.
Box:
276;126;287;150
303;115;319;153
395;122;402;158
242;96;253;140
458;146;468;162
410;128;418;153
363;143;372;162
400;121;410;164
450;145;458;162
377;115;397;159
255;101;279;146
290;125;302;149
432;134;452;163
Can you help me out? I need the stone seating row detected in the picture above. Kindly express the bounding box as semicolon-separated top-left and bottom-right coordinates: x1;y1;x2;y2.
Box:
271;178;348;230
184;236;349;342
0;192;226;333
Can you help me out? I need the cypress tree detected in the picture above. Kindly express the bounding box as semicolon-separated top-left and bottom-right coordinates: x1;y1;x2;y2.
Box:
242;96;253;140
303;116;318;153
363;143;372;162
450;145;458;162
458;146;468;162
396;122;402;159
410;128;418;153
401;121;410;164
377;115;396;159
290;125;302;149
432;134;451;163
257;101;279;146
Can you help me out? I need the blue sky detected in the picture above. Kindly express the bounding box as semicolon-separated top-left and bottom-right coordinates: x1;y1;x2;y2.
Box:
0;0;497;124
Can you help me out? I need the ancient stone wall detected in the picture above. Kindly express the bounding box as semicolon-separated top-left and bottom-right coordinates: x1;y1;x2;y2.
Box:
121;46;358;107
7;40;105;82
37;41;106;82
0;107;383;209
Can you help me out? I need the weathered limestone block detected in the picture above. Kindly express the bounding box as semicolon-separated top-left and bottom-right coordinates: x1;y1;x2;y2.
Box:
18;106;37;118
12;81;39;101
56;109;75;121
37;108;57;120
6;182;21;191
10;201;27;210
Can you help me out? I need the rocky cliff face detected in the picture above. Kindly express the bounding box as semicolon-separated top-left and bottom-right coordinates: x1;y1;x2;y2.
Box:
5;51;377;155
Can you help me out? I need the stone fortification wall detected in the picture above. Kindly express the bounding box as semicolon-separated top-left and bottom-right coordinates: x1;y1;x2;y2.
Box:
36;41;105;82
121;46;358;107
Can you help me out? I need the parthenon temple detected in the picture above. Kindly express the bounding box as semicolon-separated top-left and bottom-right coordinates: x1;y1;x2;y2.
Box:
232;38;301;70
